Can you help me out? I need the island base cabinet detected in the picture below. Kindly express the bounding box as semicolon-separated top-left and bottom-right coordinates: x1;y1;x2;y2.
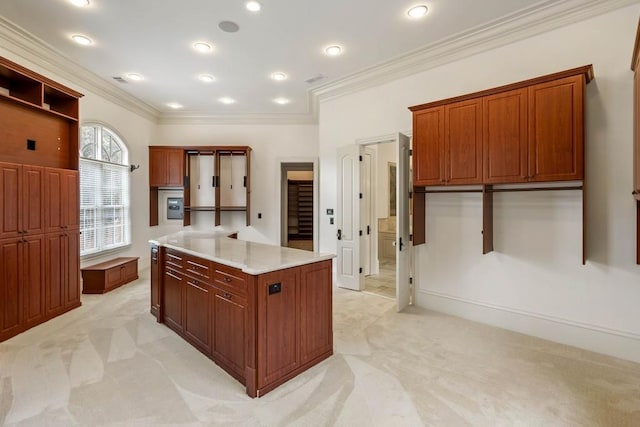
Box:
184;278;212;355
155;246;333;398
212;289;246;381
163;270;184;334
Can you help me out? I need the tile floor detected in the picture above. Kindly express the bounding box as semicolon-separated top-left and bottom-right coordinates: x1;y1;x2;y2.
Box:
1;268;640;426
363;260;396;299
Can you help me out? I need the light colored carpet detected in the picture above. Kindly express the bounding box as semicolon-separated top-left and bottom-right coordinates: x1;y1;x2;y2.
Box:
1;268;639;426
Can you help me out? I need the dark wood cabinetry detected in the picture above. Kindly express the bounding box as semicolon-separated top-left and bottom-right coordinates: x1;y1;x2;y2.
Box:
0;57;82;343
81;257;139;294
149;147;184;187
483;88;528;183
154;243;332;398
410;66;592;261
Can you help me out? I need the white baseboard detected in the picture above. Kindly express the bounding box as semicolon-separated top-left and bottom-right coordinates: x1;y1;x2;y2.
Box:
416;289;640;364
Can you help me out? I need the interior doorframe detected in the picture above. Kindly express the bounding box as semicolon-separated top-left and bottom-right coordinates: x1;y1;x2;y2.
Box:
356;132;414;303
278;158;319;252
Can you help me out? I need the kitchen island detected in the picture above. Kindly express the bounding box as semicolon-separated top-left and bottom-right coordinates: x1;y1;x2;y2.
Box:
149;230;334;398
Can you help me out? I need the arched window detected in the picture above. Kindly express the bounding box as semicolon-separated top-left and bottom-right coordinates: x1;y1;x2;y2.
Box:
79;123;131;256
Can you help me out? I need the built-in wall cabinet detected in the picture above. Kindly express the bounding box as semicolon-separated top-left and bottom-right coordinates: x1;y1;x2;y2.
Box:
149;146;251;227
0;56;82;343
410;65;593;263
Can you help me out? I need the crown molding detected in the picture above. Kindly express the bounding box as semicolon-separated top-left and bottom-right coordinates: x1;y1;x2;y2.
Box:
157;111;318;125
0;16;160;123
311;0;640;104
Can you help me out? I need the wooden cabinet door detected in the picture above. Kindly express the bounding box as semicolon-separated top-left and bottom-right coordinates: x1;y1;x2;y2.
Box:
23;234;45;327
299;261;333;365
528;75;584;182
22;165;45;235
212;288;246;378
64;230;80;308
0;162;22;239
413;106;445;186
166;149;184;187
483;89;528;184
149;148;183;187
445;98;483;185
163;269;184;333
257;269;299;388
44;233;65;315
62;170;79;230
44;168;63;233
184;277;212;354
149;148;166;187
0;238;22;340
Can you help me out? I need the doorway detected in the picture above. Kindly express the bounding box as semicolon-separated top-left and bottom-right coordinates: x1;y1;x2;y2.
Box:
362;141;397;299
281;162;316;251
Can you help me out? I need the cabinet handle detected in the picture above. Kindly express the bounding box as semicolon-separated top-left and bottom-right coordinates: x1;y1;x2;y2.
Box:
633;190;639;196
223;277;232;283
223;292;232;299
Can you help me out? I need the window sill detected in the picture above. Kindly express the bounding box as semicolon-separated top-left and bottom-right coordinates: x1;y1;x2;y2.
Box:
81;244;132;262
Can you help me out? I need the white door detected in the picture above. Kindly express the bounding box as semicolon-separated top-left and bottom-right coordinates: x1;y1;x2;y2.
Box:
336;145;363;291
360;150;373;276
396;133;411;311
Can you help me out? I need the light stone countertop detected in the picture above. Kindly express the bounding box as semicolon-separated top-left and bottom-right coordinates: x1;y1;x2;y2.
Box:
149;230;335;275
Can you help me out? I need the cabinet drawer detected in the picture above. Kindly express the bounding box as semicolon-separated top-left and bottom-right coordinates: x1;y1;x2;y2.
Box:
185;255;212;282
213;264;247;296
164;249;184;271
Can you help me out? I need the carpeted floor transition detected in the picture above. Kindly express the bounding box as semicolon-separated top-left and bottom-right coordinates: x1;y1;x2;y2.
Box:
1;267;639;426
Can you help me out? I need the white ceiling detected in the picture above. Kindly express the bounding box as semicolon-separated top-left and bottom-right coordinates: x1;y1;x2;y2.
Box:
0;0;616;120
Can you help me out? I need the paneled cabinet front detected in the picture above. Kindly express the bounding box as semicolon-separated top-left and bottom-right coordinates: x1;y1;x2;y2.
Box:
149;147;184;187
412;99;483;186
212;288;246;379
0;162;45;239
44;168;79;233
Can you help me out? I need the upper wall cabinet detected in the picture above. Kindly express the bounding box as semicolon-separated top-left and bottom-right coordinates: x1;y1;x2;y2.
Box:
410;66;592;187
149;147;184;187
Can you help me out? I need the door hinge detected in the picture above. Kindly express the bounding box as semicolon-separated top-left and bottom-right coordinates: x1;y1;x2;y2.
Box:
359;193;363;199
243;176;247;187
409;149;413;156
409;191;412;199
409;277;413;284
359;155;363;161
367;225;370;235
359;230;363;236
409;234;413;242
359;267;363;274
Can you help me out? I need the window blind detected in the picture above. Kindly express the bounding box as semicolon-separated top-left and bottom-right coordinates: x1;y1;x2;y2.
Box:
79;158;130;256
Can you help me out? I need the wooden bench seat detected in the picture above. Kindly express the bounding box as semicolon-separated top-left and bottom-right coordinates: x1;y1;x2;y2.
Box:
81;257;139;294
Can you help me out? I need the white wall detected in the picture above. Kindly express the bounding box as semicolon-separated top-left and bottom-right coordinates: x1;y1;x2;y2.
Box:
152;124;318;245
318;5;640;362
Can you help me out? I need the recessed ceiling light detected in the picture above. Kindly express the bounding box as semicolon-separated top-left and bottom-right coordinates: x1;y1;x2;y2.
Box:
192;41;213;53
70;0;89;6
271;72;288;81
167;102;183;109
273;97;290;105
324;45;342;56
246;1;261;12
126;73;144;81
219;97;236;105
71;34;93;46
198;74;216;83
407;5;429;18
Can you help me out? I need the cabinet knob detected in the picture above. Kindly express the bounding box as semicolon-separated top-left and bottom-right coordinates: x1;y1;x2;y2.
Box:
223;277;232;283
223;292;232;299
633;190;639;196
